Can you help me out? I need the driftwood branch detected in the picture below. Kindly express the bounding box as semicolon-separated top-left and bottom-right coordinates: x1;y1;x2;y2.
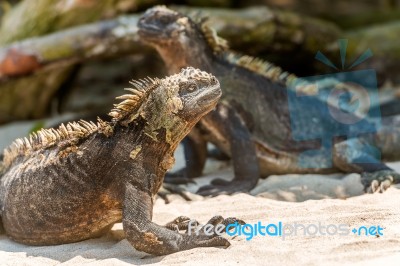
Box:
1;4;400;124
340;22;400;84
0;5;342;81
0;0;147;45
0;15;147;79
0;0;145;124
249;0;400;29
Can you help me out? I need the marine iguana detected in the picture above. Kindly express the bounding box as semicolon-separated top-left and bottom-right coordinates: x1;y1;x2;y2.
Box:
0;67;242;255
138;6;400;195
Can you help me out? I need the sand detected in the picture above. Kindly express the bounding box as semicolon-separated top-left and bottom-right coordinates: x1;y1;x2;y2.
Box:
1;145;400;265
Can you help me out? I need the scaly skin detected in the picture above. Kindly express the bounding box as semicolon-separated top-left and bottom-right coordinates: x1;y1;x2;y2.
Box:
138;6;400;195
0;67;242;255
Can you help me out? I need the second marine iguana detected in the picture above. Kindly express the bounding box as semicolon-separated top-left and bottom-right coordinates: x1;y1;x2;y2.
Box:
138;6;400;196
0;67;244;255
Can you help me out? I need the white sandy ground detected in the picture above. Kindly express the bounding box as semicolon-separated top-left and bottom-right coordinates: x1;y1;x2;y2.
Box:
1;128;400;265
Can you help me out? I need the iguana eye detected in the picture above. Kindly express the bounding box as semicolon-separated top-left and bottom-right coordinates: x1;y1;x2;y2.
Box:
180;82;197;93
187;83;197;92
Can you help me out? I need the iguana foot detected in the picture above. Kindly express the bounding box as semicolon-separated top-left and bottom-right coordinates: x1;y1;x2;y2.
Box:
164;170;195;185
169;215;244;236
161;215;245;252
196;179;255;196
361;170;400;193
157;184;193;204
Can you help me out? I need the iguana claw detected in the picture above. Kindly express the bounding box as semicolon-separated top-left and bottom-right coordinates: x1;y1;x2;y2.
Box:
163;215;245;251
165;216;198;231
361;170;400;193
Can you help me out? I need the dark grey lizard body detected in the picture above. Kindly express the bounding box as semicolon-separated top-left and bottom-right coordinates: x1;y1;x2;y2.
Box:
0;67;242;255
138;6;400;195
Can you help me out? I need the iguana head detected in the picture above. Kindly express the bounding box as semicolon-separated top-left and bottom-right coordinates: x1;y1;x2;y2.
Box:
138;6;218;74
110;67;221;147
2;68;220;172
138;6;297;86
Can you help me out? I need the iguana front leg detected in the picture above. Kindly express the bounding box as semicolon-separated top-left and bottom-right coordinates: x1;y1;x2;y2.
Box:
123;183;236;255
197;104;260;196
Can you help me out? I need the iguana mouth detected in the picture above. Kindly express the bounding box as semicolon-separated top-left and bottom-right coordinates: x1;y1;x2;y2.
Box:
138;22;171;44
197;84;222;106
138;22;163;36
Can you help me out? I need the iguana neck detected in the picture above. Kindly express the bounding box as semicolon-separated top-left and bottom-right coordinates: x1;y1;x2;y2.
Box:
98;121;175;197
155;45;214;74
111;121;174;168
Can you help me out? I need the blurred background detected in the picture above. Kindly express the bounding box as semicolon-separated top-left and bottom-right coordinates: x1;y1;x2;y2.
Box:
0;0;399;149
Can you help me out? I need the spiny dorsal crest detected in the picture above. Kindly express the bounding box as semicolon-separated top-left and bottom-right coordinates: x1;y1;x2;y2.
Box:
225;53;297;85
164;67;213;86
199;20;229;54
109;77;161;122
193;14;295;85
3;119;101;169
